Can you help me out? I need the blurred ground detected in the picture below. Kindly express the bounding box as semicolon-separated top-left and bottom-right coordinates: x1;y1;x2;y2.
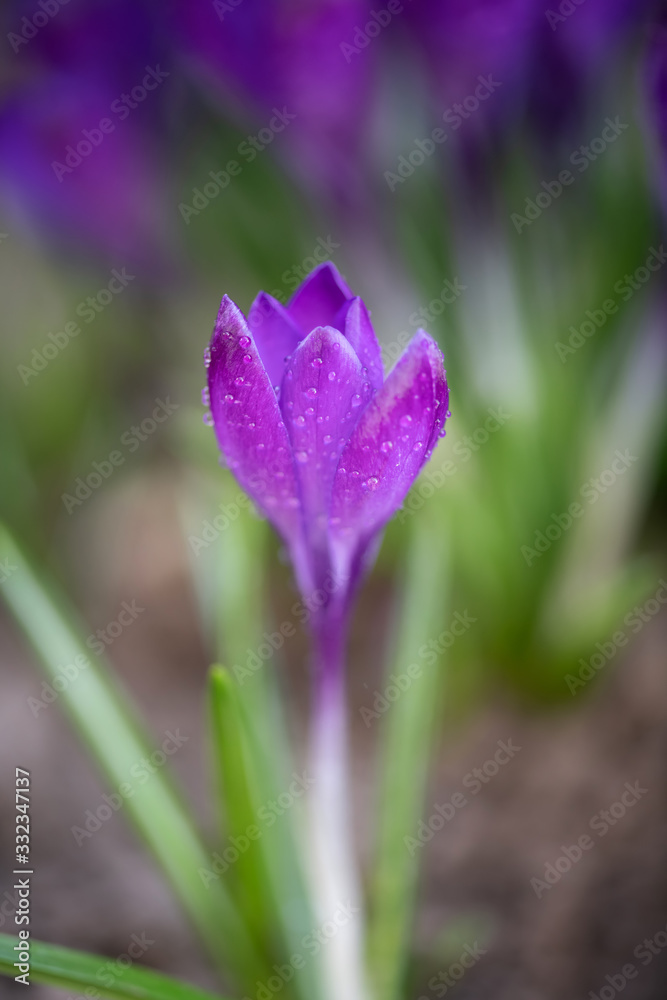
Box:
1;474;666;1000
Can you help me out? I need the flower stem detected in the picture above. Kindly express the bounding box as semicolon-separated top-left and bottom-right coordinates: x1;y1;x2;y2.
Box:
308;612;369;1000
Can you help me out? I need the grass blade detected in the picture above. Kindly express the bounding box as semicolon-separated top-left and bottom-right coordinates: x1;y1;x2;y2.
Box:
0;523;261;988
367;513;451;1000
0;933;228;1000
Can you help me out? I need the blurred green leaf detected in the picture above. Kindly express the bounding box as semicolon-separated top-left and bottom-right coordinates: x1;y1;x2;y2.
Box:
0;523;260;988
0;933;228;1000
367;512;451;1000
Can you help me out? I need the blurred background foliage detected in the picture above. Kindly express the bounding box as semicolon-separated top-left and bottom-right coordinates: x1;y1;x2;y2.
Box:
0;0;664;709
1;3;667;999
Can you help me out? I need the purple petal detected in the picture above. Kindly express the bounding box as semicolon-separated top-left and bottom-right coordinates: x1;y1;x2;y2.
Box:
329;331;449;578
286;262;354;334
334;296;384;391
207;296;302;546
247;292;303;389
279;325;370;548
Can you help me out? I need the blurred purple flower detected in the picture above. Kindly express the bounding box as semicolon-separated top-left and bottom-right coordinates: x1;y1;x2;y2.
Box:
528;0;655;142
644;10;667;209
403;0;537;142
205;263;449;626
0;0;172;270
402;0;654;154
171;0;374;205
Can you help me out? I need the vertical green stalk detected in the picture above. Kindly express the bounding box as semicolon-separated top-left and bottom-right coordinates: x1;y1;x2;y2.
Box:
210;503;322;1000
367;512;451;1000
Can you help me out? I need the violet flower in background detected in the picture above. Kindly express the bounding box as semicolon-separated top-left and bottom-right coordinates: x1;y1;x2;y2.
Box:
0;0;172;271
527;0;656;145
170;0;374;206
644;8;667;211
205;263;449;999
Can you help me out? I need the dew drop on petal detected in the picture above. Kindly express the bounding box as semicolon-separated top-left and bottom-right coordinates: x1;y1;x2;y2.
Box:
413;441;423;451
312;357;323;366
352;395;363;410
257;442;265;450
203;346;212;367
306;387;317;398
201;386;210;406
400;414;412;427
234;376;244;386
328;371;337;381
203;412;214;426
248;422;256;429
224;393;234;402
306;407;315;415
324;434;333;444
294;415;306;426
243;354;252;364
363;477;379;490
239;335;251;348
380;440;393;454
296;450;308;463
221;329;232;340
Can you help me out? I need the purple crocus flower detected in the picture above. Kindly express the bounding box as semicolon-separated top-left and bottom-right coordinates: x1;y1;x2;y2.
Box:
205;263;449;646
205;266;448;998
